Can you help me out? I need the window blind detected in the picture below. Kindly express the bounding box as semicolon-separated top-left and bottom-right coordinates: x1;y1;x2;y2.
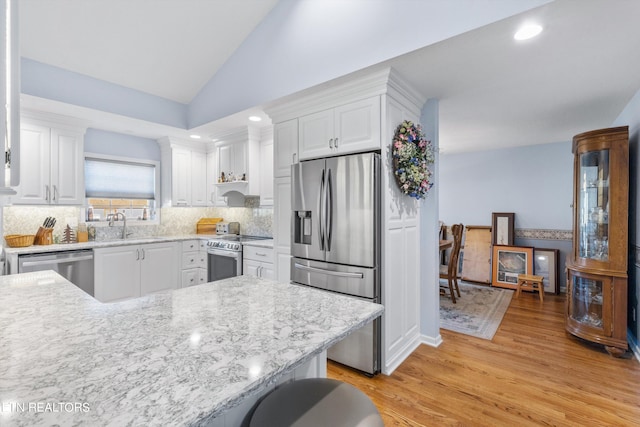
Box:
85;158;156;199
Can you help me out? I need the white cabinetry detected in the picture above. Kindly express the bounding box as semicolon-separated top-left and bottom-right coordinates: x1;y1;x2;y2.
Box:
259;127;274;206
14;118;85;205
243;245;274;280
159;137;207;207
181;239;208;288
271;119;298;283
213;127;261;205
298;96;380;160
274;119;298;178
94;242;180;302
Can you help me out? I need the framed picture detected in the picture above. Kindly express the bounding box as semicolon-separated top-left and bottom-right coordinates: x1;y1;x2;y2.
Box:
491;212;515;246
491;245;534;289
534;248;559;294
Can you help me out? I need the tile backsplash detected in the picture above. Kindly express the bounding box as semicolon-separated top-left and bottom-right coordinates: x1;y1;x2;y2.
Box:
3;206;273;240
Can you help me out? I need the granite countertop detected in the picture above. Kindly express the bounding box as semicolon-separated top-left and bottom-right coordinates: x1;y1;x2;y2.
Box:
2;234;208;255
0;271;383;426
4;235;275;255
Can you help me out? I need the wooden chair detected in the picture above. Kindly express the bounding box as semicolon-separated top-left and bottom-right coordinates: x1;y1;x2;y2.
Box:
440;223;463;303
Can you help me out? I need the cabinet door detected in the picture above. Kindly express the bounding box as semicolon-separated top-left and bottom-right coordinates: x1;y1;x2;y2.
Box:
233;142;247;179
274;119;298;177
191;151;208;206
15;122;50;204
206;150;217;206
51;128;85;205
243;259;261;277
274;177;291;282
140;242;179;295
334;96;381;154
259;140;274;206
94;246;141;302
299;109;333;160
172;148;191;206
260;263;275;280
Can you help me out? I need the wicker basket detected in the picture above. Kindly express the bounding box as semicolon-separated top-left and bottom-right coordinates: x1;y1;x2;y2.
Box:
5;234;36;248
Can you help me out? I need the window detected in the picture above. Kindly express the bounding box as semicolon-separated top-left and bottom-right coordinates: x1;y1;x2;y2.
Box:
84;153;160;223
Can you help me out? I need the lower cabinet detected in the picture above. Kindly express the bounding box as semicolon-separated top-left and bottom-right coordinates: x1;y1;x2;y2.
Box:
94;242;180;302
243;245;274;280
181;239;208;287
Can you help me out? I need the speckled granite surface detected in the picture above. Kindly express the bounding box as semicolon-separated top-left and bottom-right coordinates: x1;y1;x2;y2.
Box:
3;234;206;255
0;271;382;426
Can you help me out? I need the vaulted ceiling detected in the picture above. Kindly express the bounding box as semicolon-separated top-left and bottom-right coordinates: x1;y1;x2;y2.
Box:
18;0;640;153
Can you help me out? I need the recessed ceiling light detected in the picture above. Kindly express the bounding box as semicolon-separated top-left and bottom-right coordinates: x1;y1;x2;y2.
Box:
514;23;543;41
248;116;262;122
190;134;201;139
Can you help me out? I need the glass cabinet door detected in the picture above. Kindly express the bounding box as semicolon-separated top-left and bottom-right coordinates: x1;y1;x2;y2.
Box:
578;149;609;260
570;275;604;330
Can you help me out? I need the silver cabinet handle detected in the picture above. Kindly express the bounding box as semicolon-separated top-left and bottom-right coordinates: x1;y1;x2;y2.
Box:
334;137;339;148
255;252;267;257
136;249;140;260
45;185;50;202
329;138;334;149
52;185;58;202
141;249;145;260
258;266;263;277
292;153;297;163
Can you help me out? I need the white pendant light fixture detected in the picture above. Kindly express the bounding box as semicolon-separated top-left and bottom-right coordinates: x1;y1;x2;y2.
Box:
514;23;543;41
1;0;19;191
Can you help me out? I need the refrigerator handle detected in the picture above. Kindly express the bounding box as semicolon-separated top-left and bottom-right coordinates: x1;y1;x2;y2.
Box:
318;169;326;250
326;168;333;251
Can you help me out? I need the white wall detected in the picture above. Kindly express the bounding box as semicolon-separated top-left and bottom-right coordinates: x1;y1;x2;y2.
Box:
84;128;161;161
439;142;573;230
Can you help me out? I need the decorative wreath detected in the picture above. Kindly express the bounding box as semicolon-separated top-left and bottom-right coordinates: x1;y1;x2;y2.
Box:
392;120;435;200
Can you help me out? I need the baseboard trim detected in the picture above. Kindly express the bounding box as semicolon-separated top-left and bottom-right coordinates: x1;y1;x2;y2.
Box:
383;334;421;376
421;333;443;348
627;329;640;363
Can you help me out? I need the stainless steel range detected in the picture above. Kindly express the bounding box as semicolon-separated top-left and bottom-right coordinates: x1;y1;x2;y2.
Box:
206;234;271;282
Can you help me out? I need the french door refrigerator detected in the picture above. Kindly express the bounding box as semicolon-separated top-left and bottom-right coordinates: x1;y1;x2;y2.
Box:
291;151;381;375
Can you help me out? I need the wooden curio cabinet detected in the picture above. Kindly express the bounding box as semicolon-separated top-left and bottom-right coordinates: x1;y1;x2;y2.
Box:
566;126;629;356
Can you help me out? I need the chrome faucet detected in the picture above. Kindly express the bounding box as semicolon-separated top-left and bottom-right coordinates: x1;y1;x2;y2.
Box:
108;212;129;239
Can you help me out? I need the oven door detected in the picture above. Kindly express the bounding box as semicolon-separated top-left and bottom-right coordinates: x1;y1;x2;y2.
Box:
207;248;242;282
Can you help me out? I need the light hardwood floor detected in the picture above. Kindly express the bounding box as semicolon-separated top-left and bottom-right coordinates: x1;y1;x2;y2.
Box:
328;293;640;426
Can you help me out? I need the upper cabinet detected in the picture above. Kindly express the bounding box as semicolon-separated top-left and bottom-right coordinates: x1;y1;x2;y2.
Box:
274;119;298;177
14;117;86;205
159;138;207;207
259;127;274;206
298;96;381;160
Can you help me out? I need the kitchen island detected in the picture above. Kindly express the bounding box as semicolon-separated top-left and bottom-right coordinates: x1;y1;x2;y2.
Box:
0;271;383;426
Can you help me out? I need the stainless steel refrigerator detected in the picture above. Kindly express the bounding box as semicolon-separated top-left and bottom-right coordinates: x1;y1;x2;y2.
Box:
291;151;381;375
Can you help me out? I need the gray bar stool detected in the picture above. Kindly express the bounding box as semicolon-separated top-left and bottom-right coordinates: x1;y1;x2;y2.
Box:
250;378;384;427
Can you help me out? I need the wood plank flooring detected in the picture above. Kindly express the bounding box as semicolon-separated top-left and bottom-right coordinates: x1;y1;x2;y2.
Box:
328;293;640;426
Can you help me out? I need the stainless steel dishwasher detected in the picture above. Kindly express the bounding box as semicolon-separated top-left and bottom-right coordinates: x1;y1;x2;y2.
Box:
18;250;94;296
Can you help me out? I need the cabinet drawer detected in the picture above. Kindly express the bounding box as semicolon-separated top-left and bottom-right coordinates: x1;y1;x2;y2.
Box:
243;246;274;263
182;251;204;269
182;240;200;252
181;269;200;288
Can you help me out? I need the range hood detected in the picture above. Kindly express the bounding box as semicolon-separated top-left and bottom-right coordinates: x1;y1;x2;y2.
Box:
215;182;260;207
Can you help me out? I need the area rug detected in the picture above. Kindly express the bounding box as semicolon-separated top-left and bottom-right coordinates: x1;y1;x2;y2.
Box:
439;280;514;340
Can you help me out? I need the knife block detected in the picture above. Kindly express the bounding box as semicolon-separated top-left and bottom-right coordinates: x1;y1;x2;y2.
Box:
35;227;53;245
